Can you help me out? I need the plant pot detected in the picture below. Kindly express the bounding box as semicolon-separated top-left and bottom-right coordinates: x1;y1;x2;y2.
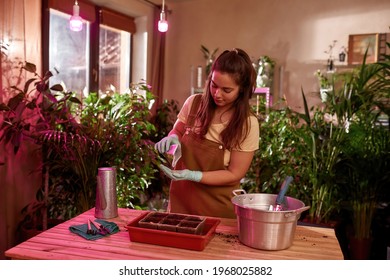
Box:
349;236;372;260
320;88;331;102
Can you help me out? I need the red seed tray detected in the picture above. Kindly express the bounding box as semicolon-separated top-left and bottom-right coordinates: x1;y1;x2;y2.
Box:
125;211;221;251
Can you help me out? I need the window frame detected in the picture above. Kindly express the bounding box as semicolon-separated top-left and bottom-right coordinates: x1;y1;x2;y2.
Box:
42;0;135;94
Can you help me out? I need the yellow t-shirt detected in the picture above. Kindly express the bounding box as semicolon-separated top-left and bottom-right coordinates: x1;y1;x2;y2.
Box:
177;94;260;167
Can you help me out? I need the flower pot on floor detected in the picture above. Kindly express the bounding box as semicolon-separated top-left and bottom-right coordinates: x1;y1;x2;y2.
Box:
349;236;372;260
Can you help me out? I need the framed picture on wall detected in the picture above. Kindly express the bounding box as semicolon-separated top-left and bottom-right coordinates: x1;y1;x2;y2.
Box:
348;33;379;65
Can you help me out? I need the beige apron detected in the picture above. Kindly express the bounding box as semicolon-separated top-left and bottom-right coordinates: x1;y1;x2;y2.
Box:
169;95;238;218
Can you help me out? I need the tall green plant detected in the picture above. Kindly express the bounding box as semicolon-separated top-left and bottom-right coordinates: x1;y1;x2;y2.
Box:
244;95;345;224
1;61;161;224
334;45;390;240
244;44;390;232
294;90;346;224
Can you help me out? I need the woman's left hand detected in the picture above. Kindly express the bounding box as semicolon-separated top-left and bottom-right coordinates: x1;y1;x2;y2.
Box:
159;165;202;182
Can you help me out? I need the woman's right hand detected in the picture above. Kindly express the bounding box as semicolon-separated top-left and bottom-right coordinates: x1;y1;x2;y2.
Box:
154;134;180;154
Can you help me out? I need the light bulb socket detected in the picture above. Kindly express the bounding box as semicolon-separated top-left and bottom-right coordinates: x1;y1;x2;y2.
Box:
70;1;83;31
160;10;166;21
73;4;80;16
158;10;168;32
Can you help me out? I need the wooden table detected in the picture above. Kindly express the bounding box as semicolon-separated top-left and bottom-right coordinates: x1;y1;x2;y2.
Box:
5;208;343;260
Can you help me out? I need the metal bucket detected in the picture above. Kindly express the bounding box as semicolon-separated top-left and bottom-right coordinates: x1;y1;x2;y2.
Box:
231;190;310;250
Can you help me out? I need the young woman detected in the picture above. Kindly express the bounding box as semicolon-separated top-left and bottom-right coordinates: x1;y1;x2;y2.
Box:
155;48;259;218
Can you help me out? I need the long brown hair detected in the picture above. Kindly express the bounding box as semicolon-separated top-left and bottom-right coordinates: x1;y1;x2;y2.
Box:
196;48;257;149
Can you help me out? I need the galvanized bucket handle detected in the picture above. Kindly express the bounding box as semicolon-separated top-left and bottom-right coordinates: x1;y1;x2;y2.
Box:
284;205;311;218
232;189;247;196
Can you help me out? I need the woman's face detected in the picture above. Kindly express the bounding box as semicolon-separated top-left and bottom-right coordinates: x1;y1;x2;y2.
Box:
210;71;240;108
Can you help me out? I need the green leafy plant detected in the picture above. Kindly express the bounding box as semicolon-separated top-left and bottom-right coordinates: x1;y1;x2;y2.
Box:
80;88;159;209
201;45;219;77
245;96;345;225
0;61;84;231
149;98;180;143
0;61;161;230
0;62;77;153
334;45;390;241
293;90;346;224
41;88;159;214
242;99;307;200
244;43;390;228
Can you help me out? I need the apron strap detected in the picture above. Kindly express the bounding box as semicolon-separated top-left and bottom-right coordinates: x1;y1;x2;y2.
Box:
187;94;202;127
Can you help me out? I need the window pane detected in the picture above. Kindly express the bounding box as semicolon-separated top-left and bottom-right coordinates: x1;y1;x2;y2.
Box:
99;25;130;94
49;9;90;97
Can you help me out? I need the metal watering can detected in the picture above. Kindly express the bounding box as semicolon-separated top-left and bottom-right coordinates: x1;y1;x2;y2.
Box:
95;167;118;219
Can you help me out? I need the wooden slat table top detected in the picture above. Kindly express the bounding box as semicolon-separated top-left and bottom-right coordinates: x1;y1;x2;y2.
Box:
5;208;343;260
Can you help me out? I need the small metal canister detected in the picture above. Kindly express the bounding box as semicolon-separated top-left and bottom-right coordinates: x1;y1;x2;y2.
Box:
95;167;118;219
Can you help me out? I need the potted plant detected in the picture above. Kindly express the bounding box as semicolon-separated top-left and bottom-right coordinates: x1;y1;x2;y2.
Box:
242;42;389;259
244;93;346;226
0;61;161;238
242;94;340;226
324;40;337;71
333;46;390;259
0;61;83;237
314;69;332;102
245;45;390;232
79;87;160;210
290;90;347;225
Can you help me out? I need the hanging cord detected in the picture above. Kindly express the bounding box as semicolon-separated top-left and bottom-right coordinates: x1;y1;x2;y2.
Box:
22;0;26;61
140;0;160;9
138;0;172;13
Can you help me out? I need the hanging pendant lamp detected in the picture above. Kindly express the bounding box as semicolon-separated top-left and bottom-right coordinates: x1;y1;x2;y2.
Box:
69;0;83;32
158;0;168;32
